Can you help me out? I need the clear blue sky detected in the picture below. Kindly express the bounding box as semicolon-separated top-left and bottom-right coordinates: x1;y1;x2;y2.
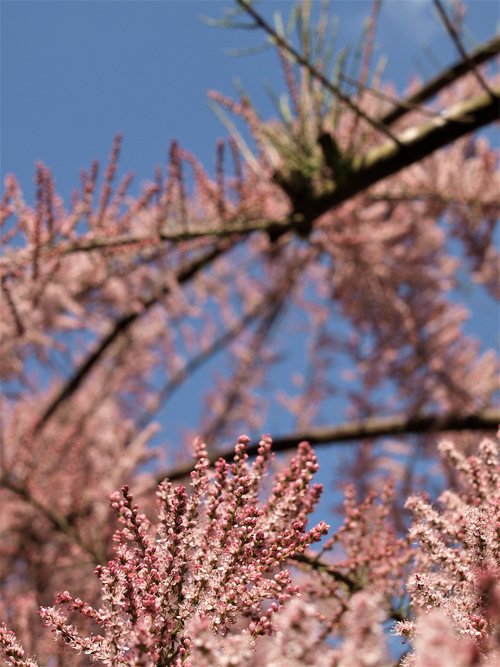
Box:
2;0;498;197
1;1;498;484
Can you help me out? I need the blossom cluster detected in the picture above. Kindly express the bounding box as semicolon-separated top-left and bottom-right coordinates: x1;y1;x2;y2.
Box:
398;437;500;665
1;435;498;666
6;436;326;666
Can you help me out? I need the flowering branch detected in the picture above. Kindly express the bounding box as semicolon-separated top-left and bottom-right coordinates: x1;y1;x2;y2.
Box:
1;473;104;565
0;626;39;667
34;436;327;666
397;437;500;664
306;87;500;222
35;239;234;430
1;434;499;666
381;34;500;125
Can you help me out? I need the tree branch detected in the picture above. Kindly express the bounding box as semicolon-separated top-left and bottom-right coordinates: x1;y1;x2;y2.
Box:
292;553;360;592
3;85;497;276
35;240;234;430
0;214;273;273
54;90;500;255
381;35;500;126
236;0;402;145
159;408;500;482
292;552;409;623
1;474;104;565
308;87;499;221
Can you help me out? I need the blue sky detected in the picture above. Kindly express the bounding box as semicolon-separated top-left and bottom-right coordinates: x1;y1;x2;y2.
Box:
1;1;498;481
2;0;498;198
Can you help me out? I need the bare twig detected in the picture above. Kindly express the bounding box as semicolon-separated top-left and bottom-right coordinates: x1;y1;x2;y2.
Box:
433;0;494;97
340;70;441;121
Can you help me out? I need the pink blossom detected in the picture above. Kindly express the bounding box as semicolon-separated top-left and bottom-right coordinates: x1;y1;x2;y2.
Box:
36;437;327;665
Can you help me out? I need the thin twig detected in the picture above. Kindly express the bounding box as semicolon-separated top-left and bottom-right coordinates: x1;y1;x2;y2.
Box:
236;0;402;145
433;0;494;97
340;70;441;121
347;0;382;151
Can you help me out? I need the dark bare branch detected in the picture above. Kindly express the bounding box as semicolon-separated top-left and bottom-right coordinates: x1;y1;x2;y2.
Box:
382;35;499;126
159;408;500;482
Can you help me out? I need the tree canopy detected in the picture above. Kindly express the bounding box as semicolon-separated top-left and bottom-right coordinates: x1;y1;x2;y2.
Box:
0;1;499;665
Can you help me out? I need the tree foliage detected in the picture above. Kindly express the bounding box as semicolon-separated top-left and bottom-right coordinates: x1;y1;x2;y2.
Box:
0;1;499;665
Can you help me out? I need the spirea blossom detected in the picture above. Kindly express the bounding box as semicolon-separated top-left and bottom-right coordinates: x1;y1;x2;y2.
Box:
36;436;328;665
